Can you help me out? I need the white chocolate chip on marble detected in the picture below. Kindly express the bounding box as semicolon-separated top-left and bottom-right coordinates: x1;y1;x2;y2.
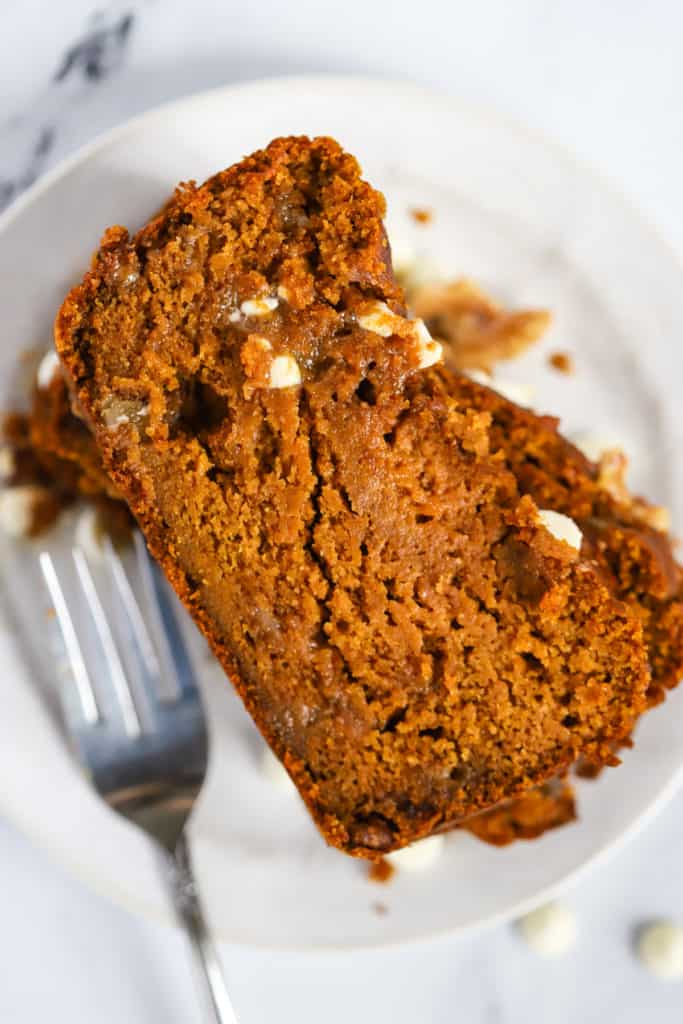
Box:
386;834;445;872
517;902;578;957
0;485;47;538
260;746;297;794
241;296;279;317
37;349;60;390
268;355;301;389
637;921;683;979
537;509;583;552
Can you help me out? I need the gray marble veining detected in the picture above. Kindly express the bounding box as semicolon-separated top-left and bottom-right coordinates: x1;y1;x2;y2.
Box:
1;4;135;212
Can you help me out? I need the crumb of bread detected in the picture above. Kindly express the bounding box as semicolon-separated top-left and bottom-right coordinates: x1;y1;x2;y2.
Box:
548;351;573;374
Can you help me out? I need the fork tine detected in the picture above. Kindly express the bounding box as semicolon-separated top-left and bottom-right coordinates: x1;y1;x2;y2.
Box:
72;546;143;739
103;536;162;681
39;550;102;726
134;531;183;701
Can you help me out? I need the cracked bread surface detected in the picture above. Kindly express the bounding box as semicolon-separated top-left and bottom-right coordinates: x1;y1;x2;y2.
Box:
55;135;650;856
442;373;683;707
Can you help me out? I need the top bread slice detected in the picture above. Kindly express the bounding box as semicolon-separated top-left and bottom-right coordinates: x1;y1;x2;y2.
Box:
55;136;649;855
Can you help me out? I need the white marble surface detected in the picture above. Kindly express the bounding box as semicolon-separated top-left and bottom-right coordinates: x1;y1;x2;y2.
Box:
3;2;683;1020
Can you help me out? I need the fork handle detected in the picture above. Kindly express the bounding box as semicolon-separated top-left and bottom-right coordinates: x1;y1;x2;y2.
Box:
168;832;240;1023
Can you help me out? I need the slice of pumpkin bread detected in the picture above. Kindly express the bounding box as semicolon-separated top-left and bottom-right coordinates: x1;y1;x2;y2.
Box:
55;136;649;856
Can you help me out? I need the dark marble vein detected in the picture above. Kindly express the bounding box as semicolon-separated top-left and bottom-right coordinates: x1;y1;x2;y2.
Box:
54;10;134;84
0;7;136;213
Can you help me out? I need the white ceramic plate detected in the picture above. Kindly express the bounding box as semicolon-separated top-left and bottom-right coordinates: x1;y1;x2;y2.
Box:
1;77;683;952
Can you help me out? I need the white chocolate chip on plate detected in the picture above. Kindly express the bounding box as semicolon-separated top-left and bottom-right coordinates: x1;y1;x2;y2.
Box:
537;509;583;552
386;834;445;872
517;901;578;957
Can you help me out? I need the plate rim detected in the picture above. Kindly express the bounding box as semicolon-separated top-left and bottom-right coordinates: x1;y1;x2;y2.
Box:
2;72;683;953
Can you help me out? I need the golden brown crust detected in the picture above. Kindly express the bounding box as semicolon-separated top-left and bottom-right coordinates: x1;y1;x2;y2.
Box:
55;136;651;857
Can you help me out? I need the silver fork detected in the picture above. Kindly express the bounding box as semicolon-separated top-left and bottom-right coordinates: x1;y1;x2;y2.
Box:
38;528;239;1024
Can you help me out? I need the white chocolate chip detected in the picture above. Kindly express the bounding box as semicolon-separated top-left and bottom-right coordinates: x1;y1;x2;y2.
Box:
410;318;442;369
358;302;442;369
0;447;15;481
228;309;242;323
74;507;105;563
260;746;297;794
537;509;583;551
36;349;60;390
358;301;402;338
241;296;279;317
517;902;577;957
386;834;445;872
0;485;47;538
637;921;683;979
268;355;301;389
101;397;149;430
276;284;291;303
